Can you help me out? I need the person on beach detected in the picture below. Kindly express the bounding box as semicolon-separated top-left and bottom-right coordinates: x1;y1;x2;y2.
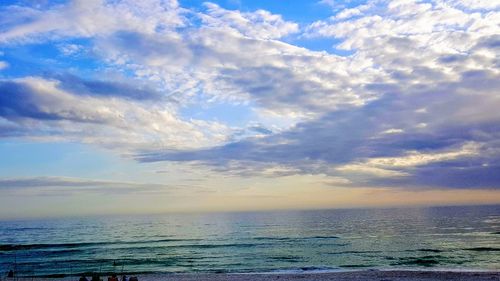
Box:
121;275;127;281
79;275;89;281
91;274;101;281
7;270;13;278
108;274;119;281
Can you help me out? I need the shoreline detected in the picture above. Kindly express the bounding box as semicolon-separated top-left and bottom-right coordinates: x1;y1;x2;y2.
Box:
146;271;500;281
5;269;499;281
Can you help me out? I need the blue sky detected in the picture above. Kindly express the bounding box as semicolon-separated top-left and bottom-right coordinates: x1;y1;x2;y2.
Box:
0;0;500;218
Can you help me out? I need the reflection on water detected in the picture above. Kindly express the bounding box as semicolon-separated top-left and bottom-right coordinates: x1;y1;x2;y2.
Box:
0;205;499;276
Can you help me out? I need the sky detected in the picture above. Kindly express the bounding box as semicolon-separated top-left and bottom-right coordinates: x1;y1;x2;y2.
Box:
0;0;499;219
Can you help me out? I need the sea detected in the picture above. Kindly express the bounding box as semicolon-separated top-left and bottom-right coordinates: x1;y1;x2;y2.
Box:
0;205;499;277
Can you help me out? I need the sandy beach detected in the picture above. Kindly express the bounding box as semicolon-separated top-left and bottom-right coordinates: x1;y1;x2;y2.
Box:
6;271;500;281
140;271;500;281
141;271;500;281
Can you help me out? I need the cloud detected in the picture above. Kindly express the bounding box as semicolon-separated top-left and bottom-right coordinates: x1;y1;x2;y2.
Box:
318;0;360;12
0;0;499;190
1;0;372;120
201;2;299;40
0;0;184;43
94;29;368;120
446;0;500;10
0;176;179;195
0;61;8;70
138;71;500;188
0;77;232;149
335;142;481;178
51;74;164;101
57;43;84;56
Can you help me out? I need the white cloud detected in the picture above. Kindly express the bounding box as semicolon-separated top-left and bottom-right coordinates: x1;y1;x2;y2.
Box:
306;0;500;59
0;0;185;43
0;61;8;70
201;2;299;39
446;0;500;10
336;165;409;178
336;142;481;177
381;128;404;134
57;43;84;56
365;142;479;168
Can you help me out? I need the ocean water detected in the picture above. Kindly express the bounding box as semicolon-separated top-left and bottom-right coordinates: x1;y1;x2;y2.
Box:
0;205;499;276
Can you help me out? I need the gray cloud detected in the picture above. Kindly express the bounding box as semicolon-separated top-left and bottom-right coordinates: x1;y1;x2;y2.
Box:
0;77;231;149
0;79;111;123
53;74;164;101
137;67;500;188
0;176;178;195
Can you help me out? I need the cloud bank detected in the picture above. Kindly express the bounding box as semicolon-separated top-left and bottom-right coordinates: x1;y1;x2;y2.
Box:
1;0;499;190
0;176;179;195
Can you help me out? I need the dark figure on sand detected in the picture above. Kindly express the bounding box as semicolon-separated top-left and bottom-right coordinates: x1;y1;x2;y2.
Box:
121;275;127;281
108;274;119;281
7;271;14;278
79;275;89;281
91;274;101;281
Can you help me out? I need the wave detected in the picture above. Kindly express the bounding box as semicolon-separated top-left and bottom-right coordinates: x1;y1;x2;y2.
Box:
8;256;196;269
465;247;500;252
261;266;342;274
339;264;373;268
8;227;47;231
267;256;303;262
415;249;444;253
4;237;349;252
0;242;276;257
329;250;382;255
252;237;294;241
173;242;267;249
252;235;339;241
0;238;203;252
390;255;442;267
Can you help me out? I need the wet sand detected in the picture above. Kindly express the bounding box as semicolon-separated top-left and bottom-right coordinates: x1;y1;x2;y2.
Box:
8;270;499;281
140;271;499;281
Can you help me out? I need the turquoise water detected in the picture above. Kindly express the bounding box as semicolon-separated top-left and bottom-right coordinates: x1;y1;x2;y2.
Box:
0;205;499;276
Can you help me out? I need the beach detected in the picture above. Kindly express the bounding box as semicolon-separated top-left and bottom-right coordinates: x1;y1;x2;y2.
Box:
5;271;500;281
132;271;500;281
143;271;500;281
